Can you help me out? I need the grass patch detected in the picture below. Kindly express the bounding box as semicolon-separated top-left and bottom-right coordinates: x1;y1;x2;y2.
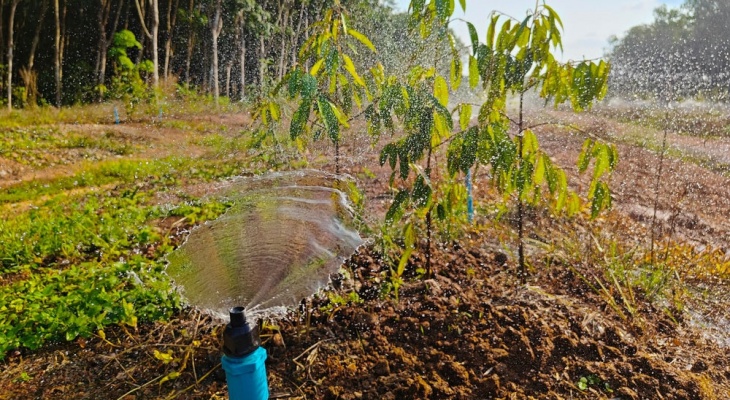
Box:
0;128;138;168
0;156;250;204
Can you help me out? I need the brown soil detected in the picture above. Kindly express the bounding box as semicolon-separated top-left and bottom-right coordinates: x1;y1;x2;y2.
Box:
1;109;729;399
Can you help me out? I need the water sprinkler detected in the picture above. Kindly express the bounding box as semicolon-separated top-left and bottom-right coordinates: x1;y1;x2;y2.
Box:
221;306;269;400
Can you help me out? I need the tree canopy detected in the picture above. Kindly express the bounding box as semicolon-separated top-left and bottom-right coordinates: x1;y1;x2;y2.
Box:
607;0;730;100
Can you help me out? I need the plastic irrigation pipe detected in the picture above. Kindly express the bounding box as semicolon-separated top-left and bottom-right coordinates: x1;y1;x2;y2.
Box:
466;168;474;223
221;307;269;400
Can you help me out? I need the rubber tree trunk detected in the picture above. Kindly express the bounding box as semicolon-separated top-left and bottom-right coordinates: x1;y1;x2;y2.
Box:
54;0;62;106
238;18;246;100
259;35;265;85
163;0;179;78
211;0;223;103
150;0;159;87
0;0;5;67
225;61;232;98
28;0;49;71
184;0;194;84
6;0;20;111
134;0;158;86
96;0;111;100
97;0;123;101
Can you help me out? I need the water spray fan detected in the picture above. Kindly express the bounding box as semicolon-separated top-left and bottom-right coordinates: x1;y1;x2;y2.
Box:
221;307;269;400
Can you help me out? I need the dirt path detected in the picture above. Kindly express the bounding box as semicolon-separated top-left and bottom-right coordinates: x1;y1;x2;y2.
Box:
530;109;730;251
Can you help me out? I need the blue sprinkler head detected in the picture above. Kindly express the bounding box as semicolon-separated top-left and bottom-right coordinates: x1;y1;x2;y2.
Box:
223;307;261;357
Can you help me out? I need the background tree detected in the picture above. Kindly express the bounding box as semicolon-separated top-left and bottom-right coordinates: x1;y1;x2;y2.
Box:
0;0;424;107
6;0;20;110
608;0;730;100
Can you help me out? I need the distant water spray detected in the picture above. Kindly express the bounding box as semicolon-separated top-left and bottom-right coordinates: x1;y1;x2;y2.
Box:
166;170;364;320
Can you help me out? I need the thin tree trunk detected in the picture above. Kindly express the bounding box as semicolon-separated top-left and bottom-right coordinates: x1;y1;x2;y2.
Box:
60;0;68;83
277;7;290;80
517;90;526;284
0;0;5;67
96;0;111;98
28;0;49;71
303;9;310;72
150;0;159;86
54;0;61;106
425;146;433;277
98;0;124;100
6;0;20;110
184;0;195;84
211;0;222;102
291;5;304;66
225;61;232;98
259;34;265;85
239;24;246;100
163;0;179;78
134;0;149;65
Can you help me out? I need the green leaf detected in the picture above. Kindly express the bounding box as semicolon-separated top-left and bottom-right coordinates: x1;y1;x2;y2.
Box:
310;58;325;76
342;54;366;87
591;182;611;218
159;371;180;385
300;74;318;99
340;13;348;32
458;0;466;12
467;22;479;54
330;102;350;129
410;0;425;14
347;29;376;52
460;103;472;131
516;19;531;48
290;100;311;139
435;0;449;20
397;247;413;278
534;154;546;185
380;143;394;167
460;127;479;173
577;139;594;173
450;58;462;90
543;4;564;29
436;203;446;220
521;129;539;157
412;175;432;208
154;349;174;364
386;190;410;223
268;102;281;122
317;96;339;143
287;69;302;97
434;76;449;107
468;56;479;88
487;14;499;48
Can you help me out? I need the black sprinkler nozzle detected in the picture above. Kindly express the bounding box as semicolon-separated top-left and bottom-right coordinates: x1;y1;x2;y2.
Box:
223;306;261;357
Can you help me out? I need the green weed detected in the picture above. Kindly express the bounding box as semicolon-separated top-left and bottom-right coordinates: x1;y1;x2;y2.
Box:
0;189;230;359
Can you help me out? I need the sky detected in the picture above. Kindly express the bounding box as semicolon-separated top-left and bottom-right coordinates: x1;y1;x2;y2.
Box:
392;0;685;61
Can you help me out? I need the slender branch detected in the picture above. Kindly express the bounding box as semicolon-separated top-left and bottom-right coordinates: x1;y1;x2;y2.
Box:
133;0;152;38
434;127;470;148
527;120;606;141
115;374;163;400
